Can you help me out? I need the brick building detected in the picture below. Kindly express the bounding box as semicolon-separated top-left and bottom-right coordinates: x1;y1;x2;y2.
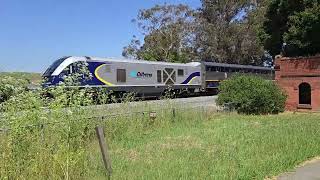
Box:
275;56;320;111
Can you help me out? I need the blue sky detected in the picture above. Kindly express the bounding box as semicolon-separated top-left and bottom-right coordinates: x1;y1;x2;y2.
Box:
0;0;201;73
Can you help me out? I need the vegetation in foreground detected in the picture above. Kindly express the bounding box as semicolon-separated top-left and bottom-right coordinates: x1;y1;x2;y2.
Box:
0;68;314;180
1;104;320;179
105;112;320;180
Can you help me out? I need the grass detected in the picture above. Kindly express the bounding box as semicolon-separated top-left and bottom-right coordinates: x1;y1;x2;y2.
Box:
2;105;320;179
98;112;320;180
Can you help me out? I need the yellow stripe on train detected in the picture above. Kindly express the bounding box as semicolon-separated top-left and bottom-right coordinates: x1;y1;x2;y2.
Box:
94;64;115;86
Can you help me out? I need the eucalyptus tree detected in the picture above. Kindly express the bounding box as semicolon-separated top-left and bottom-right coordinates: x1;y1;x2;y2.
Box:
123;4;200;63
198;0;266;65
124;1;269;65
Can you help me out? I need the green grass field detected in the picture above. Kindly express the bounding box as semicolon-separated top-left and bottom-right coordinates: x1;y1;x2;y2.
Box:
2;106;320;179
100;112;320;180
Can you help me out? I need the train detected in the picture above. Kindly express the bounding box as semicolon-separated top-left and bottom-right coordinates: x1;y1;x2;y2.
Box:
43;56;274;96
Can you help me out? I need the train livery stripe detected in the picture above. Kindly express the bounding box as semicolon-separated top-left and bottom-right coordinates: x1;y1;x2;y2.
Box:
94;64;115;86
181;72;201;84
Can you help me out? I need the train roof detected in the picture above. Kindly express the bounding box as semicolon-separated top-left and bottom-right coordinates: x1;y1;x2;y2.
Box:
47;56;272;76
48;56;201;76
85;56;201;67
202;61;273;70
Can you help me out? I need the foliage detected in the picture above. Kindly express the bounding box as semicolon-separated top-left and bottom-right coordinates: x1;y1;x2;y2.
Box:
124;1;267;65
198;0;265;65
261;0;320;57
0;96;97;179
0;75;29;104
3;107;320;179
284;3;320;56
217;75;287;114
123;4;198;63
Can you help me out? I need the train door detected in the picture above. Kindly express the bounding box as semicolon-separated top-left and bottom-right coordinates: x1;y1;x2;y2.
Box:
163;68;176;85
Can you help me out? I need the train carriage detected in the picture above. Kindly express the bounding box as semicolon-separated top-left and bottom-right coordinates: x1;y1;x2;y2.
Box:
203;61;274;92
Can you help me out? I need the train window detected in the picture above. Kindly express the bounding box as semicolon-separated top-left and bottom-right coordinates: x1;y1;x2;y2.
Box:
117;69;126;82
157;70;162;83
178;69;184;76
163;71;168;82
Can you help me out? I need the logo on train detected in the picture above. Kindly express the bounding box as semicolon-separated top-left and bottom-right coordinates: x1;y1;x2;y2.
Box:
130;71;152;78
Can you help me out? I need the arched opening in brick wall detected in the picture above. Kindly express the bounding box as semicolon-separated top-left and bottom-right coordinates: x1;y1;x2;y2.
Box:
299;83;311;105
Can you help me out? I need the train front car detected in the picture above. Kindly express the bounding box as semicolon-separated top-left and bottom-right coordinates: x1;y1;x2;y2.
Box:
42;56;89;87
42;56;70;87
42;56;204;97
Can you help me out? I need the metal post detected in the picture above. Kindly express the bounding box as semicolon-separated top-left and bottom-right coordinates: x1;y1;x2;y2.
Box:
95;126;112;179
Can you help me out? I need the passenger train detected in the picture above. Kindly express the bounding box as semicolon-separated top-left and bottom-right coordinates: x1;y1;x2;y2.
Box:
43;56;274;96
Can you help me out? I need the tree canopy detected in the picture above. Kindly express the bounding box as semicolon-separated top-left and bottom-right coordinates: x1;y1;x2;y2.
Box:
123;0;320;64
122;4;198;63
261;0;320;57
123;1;267;65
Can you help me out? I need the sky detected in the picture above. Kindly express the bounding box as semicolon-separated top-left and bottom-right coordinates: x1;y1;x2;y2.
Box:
0;0;201;73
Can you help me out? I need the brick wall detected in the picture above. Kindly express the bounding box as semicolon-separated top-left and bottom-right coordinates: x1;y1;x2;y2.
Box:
275;56;320;111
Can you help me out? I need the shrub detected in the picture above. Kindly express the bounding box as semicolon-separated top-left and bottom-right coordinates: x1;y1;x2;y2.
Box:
0;75;29;104
217;75;287;115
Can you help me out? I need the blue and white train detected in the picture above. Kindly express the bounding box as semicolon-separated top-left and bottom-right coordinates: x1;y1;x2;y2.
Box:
43;56;274;96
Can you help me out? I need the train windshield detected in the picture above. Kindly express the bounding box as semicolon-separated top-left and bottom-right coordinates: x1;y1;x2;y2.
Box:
43;57;70;77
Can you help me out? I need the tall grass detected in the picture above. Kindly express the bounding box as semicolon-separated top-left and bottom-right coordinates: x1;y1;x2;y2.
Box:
1;73;320;179
105;112;320;180
0;96;209;179
1;102;320;179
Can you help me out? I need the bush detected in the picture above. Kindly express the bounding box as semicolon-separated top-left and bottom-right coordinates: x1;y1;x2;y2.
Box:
217;75;287;115
0;75;29;104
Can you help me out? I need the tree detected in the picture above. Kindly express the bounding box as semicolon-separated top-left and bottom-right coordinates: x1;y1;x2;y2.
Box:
284;3;320;56
260;0;320;57
124;1;268;65
193;0;266;65
122;4;199;63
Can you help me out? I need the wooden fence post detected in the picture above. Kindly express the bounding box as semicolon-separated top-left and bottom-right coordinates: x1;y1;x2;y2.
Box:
95;126;112;179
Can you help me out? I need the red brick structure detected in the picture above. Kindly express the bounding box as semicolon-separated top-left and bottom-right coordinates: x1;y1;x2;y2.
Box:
275;56;320;111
